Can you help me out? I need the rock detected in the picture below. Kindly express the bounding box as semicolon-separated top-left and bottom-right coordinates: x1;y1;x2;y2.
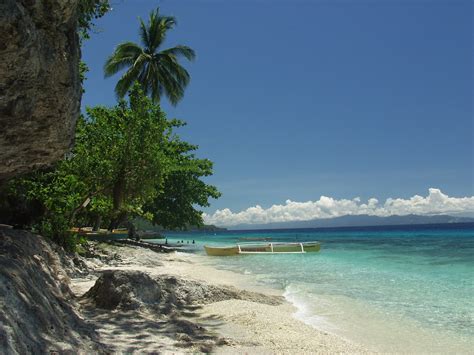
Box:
83;270;160;310
0;0;81;183
0;229;107;353
83;270;283;312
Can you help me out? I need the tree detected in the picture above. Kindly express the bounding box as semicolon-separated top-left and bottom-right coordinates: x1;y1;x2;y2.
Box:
144;125;221;229
104;7;195;105
0;84;220;249
0;164;91;250
78;84;170;229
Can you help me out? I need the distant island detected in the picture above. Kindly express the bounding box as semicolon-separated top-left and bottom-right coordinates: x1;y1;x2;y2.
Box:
134;217;226;233
183;224;228;232
227;214;474;230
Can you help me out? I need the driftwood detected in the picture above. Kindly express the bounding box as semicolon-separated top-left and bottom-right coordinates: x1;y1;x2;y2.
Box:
112;239;182;253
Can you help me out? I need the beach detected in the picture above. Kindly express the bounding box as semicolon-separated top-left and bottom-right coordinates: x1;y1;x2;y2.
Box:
2;1;471;354
2;226;473;353
70;242;368;353
159;227;474;354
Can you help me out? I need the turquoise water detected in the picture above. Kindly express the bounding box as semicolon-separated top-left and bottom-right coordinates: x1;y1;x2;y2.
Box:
156;224;474;352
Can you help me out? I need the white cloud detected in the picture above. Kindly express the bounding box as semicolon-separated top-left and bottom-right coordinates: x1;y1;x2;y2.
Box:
203;188;474;227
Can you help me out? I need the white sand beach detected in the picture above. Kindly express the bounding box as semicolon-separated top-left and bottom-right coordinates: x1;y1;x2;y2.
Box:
70;243;369;353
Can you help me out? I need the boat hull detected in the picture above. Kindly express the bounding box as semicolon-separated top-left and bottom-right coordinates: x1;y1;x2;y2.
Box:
204;242;320;256
204;245;240;256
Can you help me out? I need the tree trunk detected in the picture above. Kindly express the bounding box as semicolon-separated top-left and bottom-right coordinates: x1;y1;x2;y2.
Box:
93;215;102;231
108;211;127;231
112;174;125;212
108;173;126;231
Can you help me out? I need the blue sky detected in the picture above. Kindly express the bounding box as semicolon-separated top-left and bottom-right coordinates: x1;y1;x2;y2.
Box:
82;0;473;216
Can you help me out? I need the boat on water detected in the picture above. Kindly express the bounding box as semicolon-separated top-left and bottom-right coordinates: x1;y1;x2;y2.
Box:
204;241;321;256
238;237;272;241
69;227;164;240
69;227;130;241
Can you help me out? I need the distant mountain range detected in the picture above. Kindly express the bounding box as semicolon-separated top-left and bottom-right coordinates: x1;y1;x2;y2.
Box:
228;214;474;230
133;217;227;232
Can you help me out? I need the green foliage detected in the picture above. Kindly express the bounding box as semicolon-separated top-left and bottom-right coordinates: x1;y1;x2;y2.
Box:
78;1;111;93
0;3;218;251
144;130;221;229
78;0;111;40
3;166;88;250
0;85;220;249
104;7;195;105
78;84;169;222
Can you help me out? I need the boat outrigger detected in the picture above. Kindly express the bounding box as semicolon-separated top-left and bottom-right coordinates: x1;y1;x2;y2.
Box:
204;241;321;256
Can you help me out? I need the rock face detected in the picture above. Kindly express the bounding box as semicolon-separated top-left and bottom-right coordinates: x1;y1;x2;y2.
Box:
0;228;107;353
0;0;81;183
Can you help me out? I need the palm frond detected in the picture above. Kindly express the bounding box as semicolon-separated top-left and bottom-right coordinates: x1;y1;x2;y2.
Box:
147;10;177;52
156;54;190;105
115;54;147;98
104;6;194;105
104;42;143;77
159;70;182;105
139;18;150;49
159;53;191;86
149;62;164;103
137;63;150;95
160;45;196;61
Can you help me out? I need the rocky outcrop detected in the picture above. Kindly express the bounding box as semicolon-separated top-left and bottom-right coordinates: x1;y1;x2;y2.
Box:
84;269;283;312
0;0;81;183
0;228;107;353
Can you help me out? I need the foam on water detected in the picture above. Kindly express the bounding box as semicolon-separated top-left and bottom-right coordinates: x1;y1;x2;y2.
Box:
282;283;338;332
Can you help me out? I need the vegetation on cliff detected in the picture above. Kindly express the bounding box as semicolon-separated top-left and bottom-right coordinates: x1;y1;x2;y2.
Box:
78;0;111;40
0;85;219;249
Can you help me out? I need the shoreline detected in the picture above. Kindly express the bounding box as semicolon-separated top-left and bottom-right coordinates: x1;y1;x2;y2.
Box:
153;242;474;354
3;230;471;353
71;242;368;353
191;249;474;354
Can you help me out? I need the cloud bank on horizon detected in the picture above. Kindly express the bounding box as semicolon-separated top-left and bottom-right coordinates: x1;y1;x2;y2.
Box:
203;188;474;227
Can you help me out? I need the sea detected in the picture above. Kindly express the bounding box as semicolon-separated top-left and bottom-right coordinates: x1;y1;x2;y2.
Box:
151;223;474;353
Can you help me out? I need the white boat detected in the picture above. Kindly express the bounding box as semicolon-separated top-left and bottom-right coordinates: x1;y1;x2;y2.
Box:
204;241;321;256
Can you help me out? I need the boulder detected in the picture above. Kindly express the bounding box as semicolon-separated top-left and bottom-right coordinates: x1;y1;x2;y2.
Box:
83;270;283;312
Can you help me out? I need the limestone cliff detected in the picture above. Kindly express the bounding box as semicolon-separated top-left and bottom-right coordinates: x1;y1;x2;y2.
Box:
0;0;81;183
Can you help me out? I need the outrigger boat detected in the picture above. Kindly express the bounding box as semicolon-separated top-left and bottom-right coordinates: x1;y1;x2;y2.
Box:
204;241;321;256
69;227;130;241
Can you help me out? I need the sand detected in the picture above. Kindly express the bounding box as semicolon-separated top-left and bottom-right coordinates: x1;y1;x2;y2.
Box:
70;243;369;353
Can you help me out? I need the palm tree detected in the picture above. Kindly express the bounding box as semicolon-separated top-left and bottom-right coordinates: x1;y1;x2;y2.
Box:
104;8;195;105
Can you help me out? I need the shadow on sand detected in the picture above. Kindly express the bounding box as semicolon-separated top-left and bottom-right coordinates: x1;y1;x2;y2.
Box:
79;270;237;352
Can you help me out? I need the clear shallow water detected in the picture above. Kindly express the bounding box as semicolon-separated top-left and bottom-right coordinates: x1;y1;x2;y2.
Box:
156;224;474;352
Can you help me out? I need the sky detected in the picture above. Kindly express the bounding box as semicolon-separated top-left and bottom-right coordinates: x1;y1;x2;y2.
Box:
82;0;473;225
